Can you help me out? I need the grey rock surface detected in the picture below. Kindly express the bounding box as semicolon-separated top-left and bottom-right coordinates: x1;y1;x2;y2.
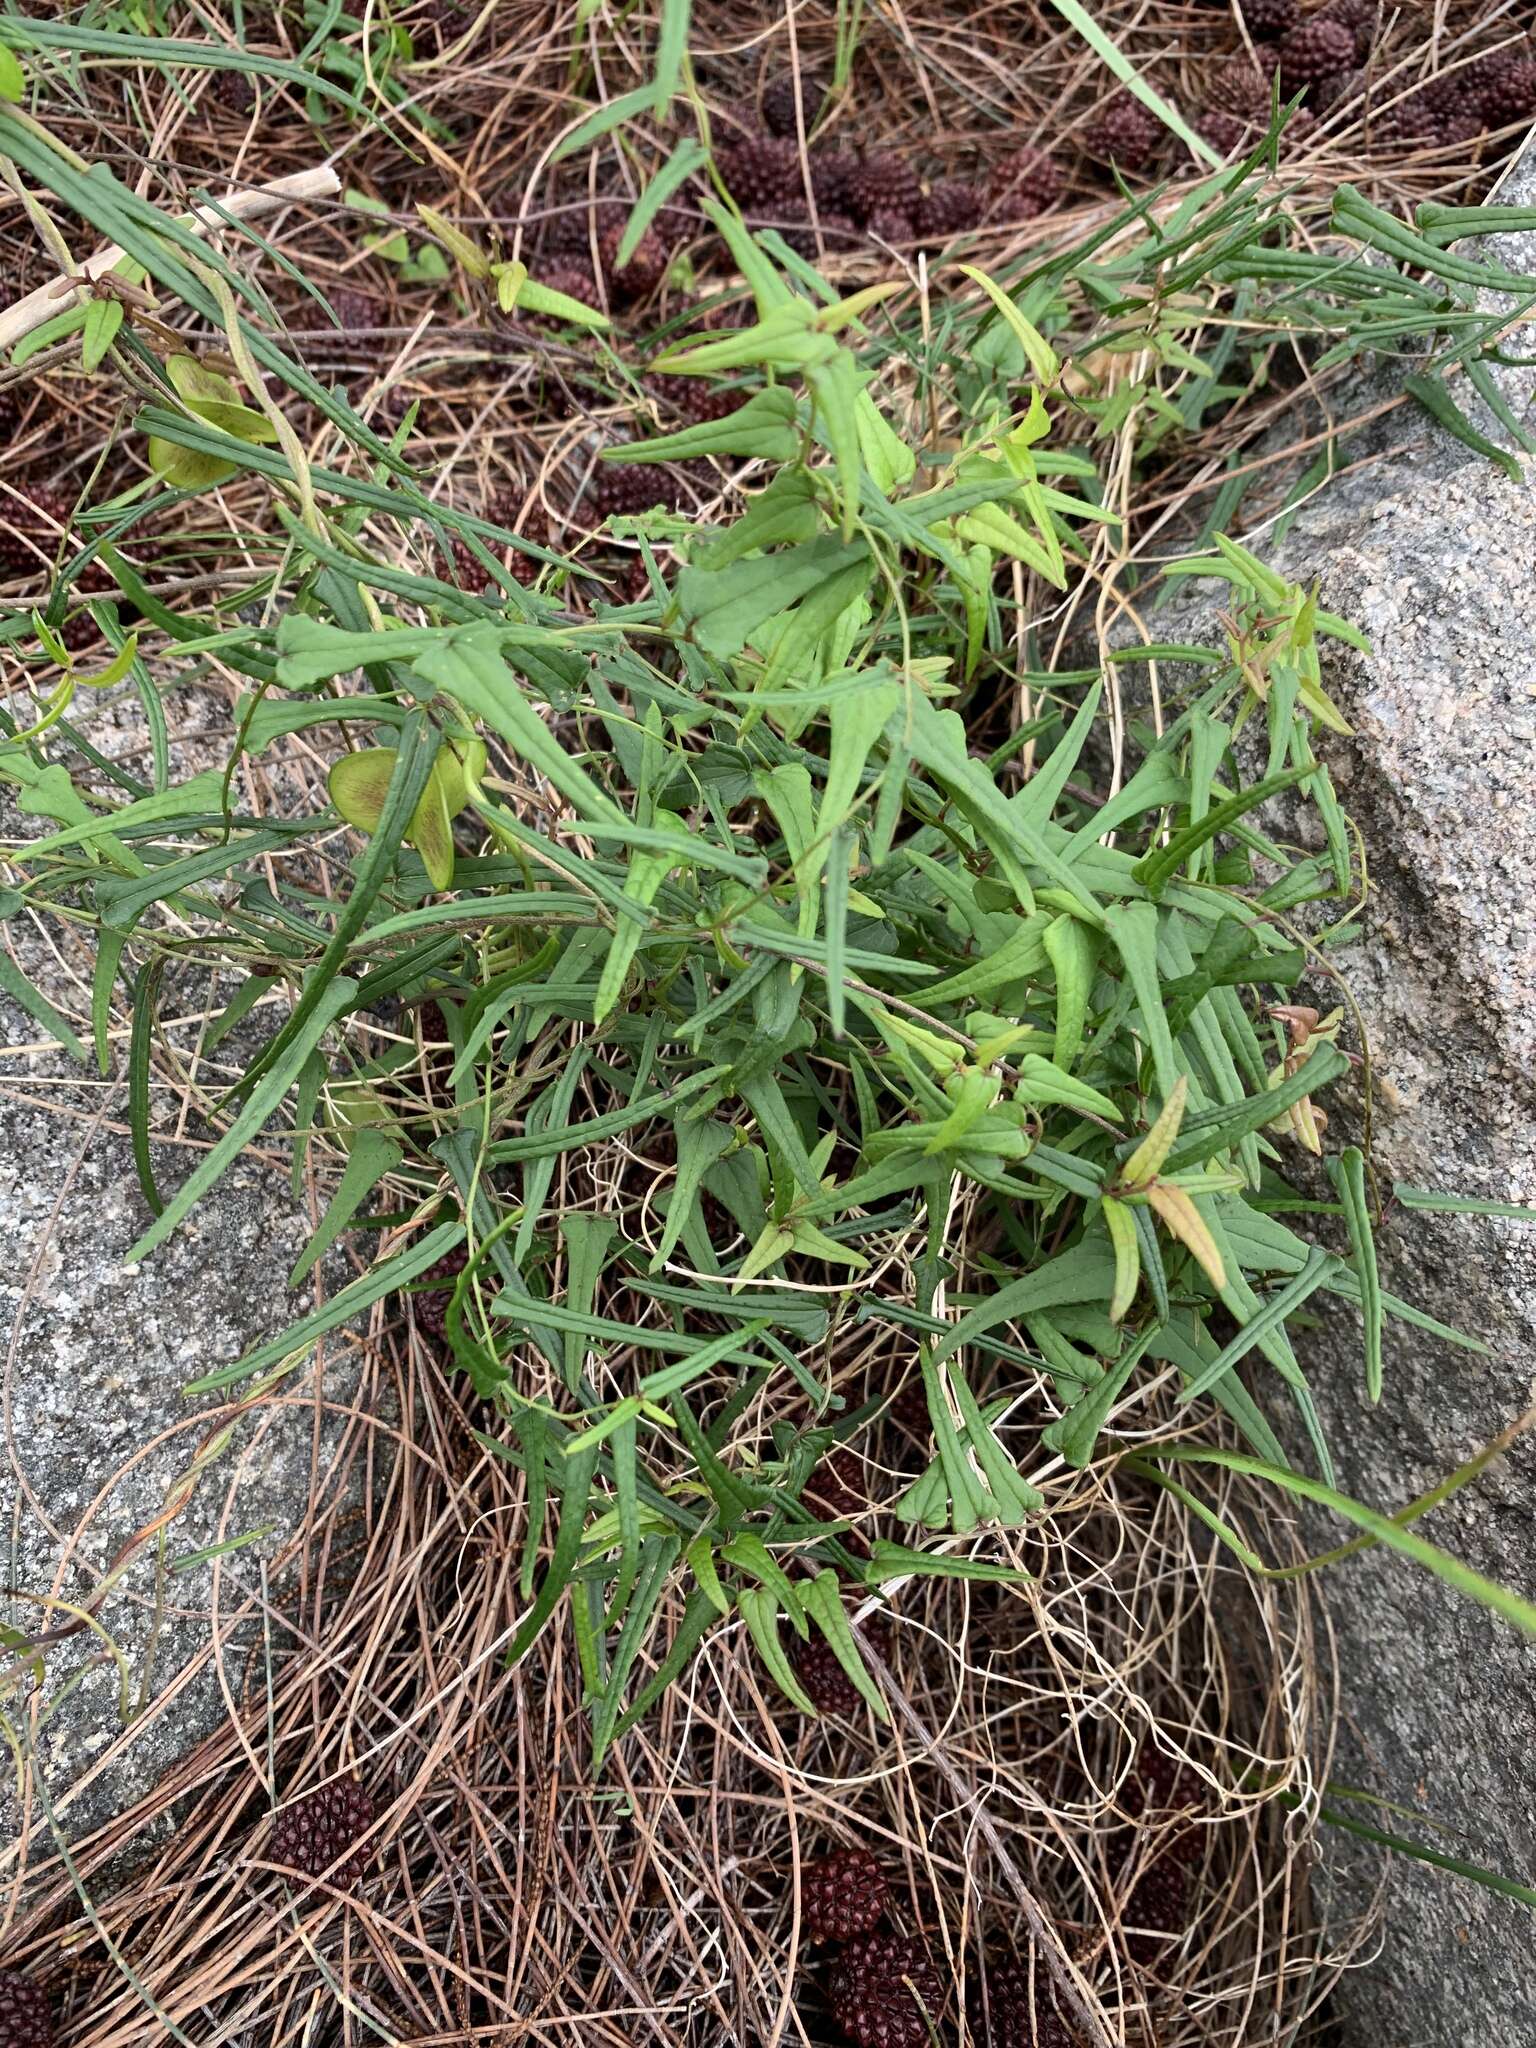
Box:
1289;488;1536;2048
1146;145;1536;2048
0;912;355;1898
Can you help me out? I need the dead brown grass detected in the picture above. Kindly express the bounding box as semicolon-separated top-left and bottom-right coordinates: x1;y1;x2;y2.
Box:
2;1277;1375;2046
2;0;1527;2040
4;0;1532;595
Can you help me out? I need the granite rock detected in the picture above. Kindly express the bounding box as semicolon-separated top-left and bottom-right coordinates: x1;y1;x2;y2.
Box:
1279;476;1536;2048
0;919;358;1901
1144;149;1536;2047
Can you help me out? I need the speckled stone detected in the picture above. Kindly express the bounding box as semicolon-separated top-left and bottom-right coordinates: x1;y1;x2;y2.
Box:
1143;159;1536;2045
1284;484;1536;2048
0;911;355;1892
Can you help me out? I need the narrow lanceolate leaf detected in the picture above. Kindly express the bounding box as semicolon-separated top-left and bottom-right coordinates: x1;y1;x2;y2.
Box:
1132;765;1315;898
733;1221;794;1289
1306;1801;1536;1910
80;295;124;373
552;81;659;160
790;1218;870;1270
951;264;1060;381
91;926;127;1075
738;1585;818;1714
1045;0;1219;165
605;1589;721;1748
1014;1053;1120;1121
416;204;491;276
904;695;1104;925
20;769;226;859
506;1441;601;1668
606;386;798;463
1392;1185;1536;1223
938;1362;1043;1524
618;135;706;263
412;633;622;826
288;1125;402;1289
684;1535;731;1618
1042;1324;1158;1468
1332;1146;1383;1402
799;1572;890;1722
1178;1245;1336;1402
651;1117;734;1272
1131;1204;1170;1323
637;1319;772;1402
652;0;692;114
824;829;851;1037
1103;901;1179;1095
594;848;673;1022
722;1534;807;1633
1141;1441;1536;1642
862;1542;1028;1586
1145;1183;1226;1292
933;1244;1117;1364
0;950;88;1064
560;1212;617;1391
1042;912;1095;1070
515;274;610;329
128;962;164;1218
127;976;360;1263
1122;1075;1188;1187
1404;372;1523;484
922;915;1051;1002
820;681;901;856
565;1396;645;1457
805;346;867;541
1164;1042;1349;1173
186;1220;465;1393
1103;1197;1141;1323
227;713;438;1105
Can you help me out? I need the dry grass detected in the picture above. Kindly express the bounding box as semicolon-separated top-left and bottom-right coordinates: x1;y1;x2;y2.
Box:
2;1280;1374;2045
2;0;1527;2040
4;0;1532;596
2;922;1375;2042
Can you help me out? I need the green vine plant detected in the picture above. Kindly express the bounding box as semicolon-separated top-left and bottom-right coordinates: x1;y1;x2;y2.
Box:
3;44;1536;1795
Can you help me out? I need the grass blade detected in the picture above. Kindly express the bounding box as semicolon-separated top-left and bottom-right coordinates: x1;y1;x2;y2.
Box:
0;948;88;1063
127;976;360;1264
186;1219;465;1393
1139;1442;1536;1639
1331;1147;1383;1401
1045;0;1219;166
288;1127;403;1290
